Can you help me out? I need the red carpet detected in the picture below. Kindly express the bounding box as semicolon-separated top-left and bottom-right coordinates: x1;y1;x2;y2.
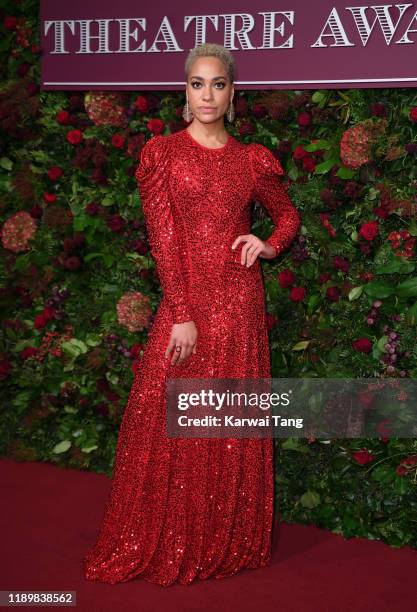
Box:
1;457;416;611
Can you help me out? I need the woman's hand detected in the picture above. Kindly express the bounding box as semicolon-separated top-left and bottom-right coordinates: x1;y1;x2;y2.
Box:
231;234;277;266
165;320;198;366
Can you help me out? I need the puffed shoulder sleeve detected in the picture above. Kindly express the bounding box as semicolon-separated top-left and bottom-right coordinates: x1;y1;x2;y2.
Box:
135;135;193;324
248;143;301;257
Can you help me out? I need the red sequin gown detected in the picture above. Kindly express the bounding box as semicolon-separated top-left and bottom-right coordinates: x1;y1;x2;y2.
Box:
83;127;300;587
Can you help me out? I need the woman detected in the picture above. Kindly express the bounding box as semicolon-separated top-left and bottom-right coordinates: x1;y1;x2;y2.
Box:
83;42;300;587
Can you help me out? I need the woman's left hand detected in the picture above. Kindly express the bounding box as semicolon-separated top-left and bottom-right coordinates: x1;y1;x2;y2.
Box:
231;234;277;266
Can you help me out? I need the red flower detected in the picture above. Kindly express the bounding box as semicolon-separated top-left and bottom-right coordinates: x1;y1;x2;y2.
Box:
111;133;125;148
4;16;17;30
21;346;38;360
352;337;372;353
266;313;278;330
107;214;125;232
43;192;57;203
298;112;311;127
147;118;164;135
409;106;417;123
278;269;296;288
292;145;308;161
0;359;12;378
56;110;70;124
289;286;306;302
135;95;149;113
48;166;63;181
319;272;331;283
43;306;56;320
359;220;379;242
34;314;48;329
352;448;375;465
302;156;316;173
333;255;350;273
326;286;341;302
66;129;83;145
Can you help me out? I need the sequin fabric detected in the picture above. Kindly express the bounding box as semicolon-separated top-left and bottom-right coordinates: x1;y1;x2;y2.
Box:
83;128;300;587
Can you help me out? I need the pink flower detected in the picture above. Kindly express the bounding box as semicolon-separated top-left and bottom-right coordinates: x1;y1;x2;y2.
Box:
1;211;37;253
117;291;152;332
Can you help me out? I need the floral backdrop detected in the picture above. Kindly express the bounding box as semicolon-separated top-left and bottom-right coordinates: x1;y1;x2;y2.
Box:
1;1;416;549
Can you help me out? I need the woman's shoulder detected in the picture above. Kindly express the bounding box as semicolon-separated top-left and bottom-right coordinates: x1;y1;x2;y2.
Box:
245;141;284;178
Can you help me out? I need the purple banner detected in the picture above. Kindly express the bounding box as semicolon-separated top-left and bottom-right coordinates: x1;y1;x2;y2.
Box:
40;1;417;90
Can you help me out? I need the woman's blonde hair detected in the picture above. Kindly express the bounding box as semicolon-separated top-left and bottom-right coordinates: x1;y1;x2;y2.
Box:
184;43;235;84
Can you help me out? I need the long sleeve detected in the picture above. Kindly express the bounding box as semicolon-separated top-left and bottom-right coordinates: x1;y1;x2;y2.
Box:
135;135;193;324
248;143;300;257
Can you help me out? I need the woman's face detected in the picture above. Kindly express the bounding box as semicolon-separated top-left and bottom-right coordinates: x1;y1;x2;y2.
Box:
185;56;234;125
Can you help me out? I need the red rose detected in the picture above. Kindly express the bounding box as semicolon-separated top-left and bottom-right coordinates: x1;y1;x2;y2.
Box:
48;166;63;181
66;129;83;145
111;133;125;148
319;272;331;284
302;156;316;173
135;95;149;113
4;16;17;30
352;337;372;353
333;255;350;273
396;465;408;476
43;306;56;320
298;112;311;127
107;214;125;232
352;449;375;465
56;110;70;124
21;347;38;360
43;192;57;203
34;314;48;329
326;286;341;302
289;286;306;302
292;145;308;161
409;106;417;123
278;269;296;288
359;220;379;241
0;359;12;378
266;313;278;330
147;118;164;135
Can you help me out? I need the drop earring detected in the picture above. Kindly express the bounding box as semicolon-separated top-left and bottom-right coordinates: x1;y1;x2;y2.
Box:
182;98;193;122
226;101;235;123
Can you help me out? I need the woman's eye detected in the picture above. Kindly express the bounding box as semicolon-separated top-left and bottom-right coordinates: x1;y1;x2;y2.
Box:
215;82;225;89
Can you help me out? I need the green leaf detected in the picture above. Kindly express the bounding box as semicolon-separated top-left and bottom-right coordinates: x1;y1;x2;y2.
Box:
292;340;311;351
52;440;72;454
336;166;356;179
314;158;339;174
0;156;13;171
348;286;363;301
396;277;417;298
405;301;417;324
364;281;395;298
304;140;331;152
376;258;415;275
281;438;309;452
300;490;321;508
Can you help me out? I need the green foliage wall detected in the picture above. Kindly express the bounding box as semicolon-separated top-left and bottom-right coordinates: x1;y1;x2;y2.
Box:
1;1;416;548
